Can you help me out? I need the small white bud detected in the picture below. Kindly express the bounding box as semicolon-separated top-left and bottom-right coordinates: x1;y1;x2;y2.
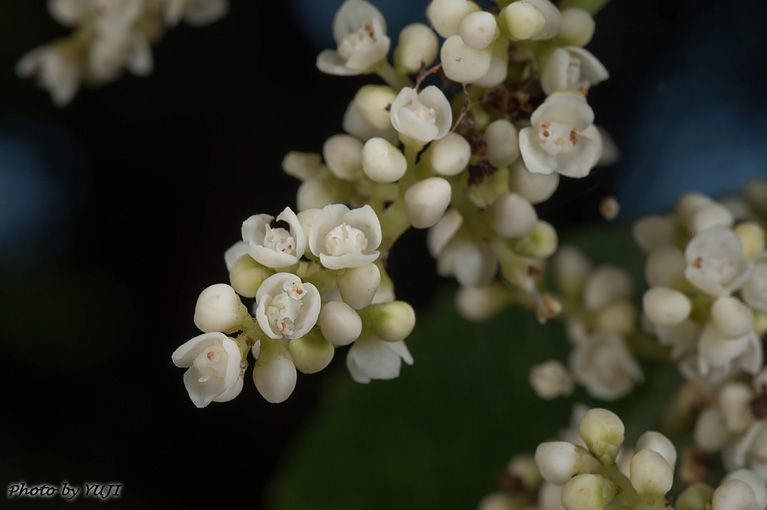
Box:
354;85;397;131
459;11;498;49
558;8;595;46
323;134;364;181
288;332;335;374
455;283;509;321
426;0;480;38
337;263;382;310
719;382;756;434
472;41;510;88
228;256;274;298
561;473;617;510
361;137;407;183
632;215;677;253
635;431;677;469
734;222;766;259
343;97;399;144
319;301;363;347
508;159;559;204
507;454;543;490
427;208;463;257
194;283;247;333
491;192;538;239
676;192;713;225
405;177;452;229
296;178;343;211
282;151;325;181
429;132;471;176
676;483;714;510
440;35;492;83
552;245;591;296
366;301;416;343
579;408;625;465
643;287;691;327
252;339;297;404
394;23;439;74
502;1;545;40
529;360;574;399
595;300;637;336
534;441;597;485
583;266;633;311
694;407;730;452
687;202;734;236
484;119;520;168
645;245;686;288
711;295;755;339
629;449;674;496
712;479;758;510
722;470;767;510
507;220;558;258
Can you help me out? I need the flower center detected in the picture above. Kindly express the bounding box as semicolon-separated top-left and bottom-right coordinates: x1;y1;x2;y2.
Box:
338;22;378;59
565;58;583;89
538;121;580;156
265;281;307;336
696;255;738;287
263;225;295;254
406;99;437;123
194;346;228;383
325;224;368;257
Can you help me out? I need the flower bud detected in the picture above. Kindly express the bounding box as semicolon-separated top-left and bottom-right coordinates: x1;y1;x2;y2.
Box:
529;360;574;399
472;41;510;88
323;134;363;181
361;137;407;183
319;300;362;346
596;300;637;336
579;408;625;465
630;449;674;496
440;35;492;83
296;178;343;211
694;407;730;452
426;0;480;38
676;192;713;225
676;483;714;510
343;97;399;144
365;301;416;342
394;23;439;74
635;431;677;469
583;266;632;311
507;220;558;258
722;470;767;510
484;119;520;168
711;295;754;339
429;132;471;176
632;215;676;253
194;283;247;333
560;473;617;510
354;85;397;131
645;245;685;288
338;263;381;310
405;177;452;229
552;245;591;297
228;255;274;298
427;208;463;257
643;287;691;327
535;442;599;485
455;283;510;321
252;339;297;404
508;159;559;204
459;11;498;49
712;479;758;510
491;193;537;239
288;330;335;374
558;8;595;46
734;222;766;259
719;382;755;434
282;151;325;181
502;1;545;40
687;203;734;236
508;454;542;490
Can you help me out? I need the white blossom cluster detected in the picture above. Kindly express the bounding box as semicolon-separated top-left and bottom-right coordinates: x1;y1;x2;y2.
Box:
17;0;229;105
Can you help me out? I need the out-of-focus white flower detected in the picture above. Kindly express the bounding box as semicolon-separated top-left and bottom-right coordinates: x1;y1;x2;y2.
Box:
519;94;600;178
88;31;153;82
254;273;321;340
569;331;643;400
426;0;480;38
316;0;390;76
696;323;762;381
242;207;306;269
743;253;767;311
440;34;491;83
390;86;452;144
48;0;92;26
540;46;609;95
394;22;439;74
684;226;754;297
16;44;81;106
164;0;229;27
308;204;381;270
724;422;767;481
530;360;574;399
171;332;244;408
346;333;413;383
437;238;498;287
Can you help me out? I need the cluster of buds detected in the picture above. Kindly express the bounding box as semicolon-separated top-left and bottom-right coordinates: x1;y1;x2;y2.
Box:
17;0;229;105
527;245;643;401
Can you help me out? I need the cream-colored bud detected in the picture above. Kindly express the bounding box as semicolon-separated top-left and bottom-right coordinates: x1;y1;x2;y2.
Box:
735;221;766;259
635;431;677;469
529;360;574;399
296;178;343;211
711;295;754;339
687;203;734;235
394;23;439;74
535;442;598;486
583;266;633;311
745;178;767;216
507;220;558;258
502;1;545;40
427;208;463;257
643;287;691;327
558;8;595;46
629;449;674;496
338;263;382;310
252;339;297;404
712;479;758;510
361;137;407;183
676;482;714;510
645;245;685;288
459;11;498;49
632;215;677;253
579;408;625;465
694;407;730;452
718;382;755;434
319;301;362;346
323;134;363;181
676;192;713;225
472;41;509;88
228;256;274;298
484;119;519;168
508;454;542;490
405;177;452;229
491;192;538;239
722;470;767;510
365;301;416;343
440;35;492;83
505;0;561;40
355;85;398;130
194;283;247;333
429;132;471;176
282;151;324;181
596;300;637;336
561;474;617;510
455;283;510;321
553;245;591;297
288;331;335;374
508;159;559;204
426;0;480;38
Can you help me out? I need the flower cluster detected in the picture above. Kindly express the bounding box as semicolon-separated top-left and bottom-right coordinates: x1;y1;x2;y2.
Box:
17;0;229;105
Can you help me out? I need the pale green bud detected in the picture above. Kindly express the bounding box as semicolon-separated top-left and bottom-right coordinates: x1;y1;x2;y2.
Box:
579;408;625;465
676;482;714;510
502;2;545;40
252;338;297;404
629;449;674;496
194;283;248;333
507;453;542;490
558;8;595;46
560;473;617;510
734;221;766;258
323;134;363;181
338;263;381;310
711;295;755;339
288;330;335;374
361;137;407;183
394;23;439;74
355;85;397;131
365;301;416;342
319;301;362;346
507;220;558;258
643;287;691;327
535;441;599;485
228;255;273;298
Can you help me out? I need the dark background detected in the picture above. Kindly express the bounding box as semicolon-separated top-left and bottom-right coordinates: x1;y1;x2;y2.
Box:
0;0;765;508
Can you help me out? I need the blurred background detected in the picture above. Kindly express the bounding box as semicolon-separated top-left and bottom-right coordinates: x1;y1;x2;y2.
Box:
0;0;765;508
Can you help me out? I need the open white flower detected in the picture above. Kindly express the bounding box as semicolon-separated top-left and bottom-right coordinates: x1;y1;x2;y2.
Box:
171;332;244;408
540;46;609;95
316;0;390;76
684;226;754;297
254;273;321;340
519;94;600;178
242;207;306;269
724;422;767;480
569;331;643;400
308;204;382;270
696;323;762;380
390;86;452;143
346;333;413;383
16;44;81;106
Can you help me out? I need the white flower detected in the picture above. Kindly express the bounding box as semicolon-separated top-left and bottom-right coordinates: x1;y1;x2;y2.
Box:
241;207;306;269
724;422;767;480
695;323;762;380
346;333;413;383
164;0;229;27
519;94;600;178
171;332;244;408
743;253;767;311
16;44;81;106
308;204;382;270
254;273;321;340
569;331;643;400
684;226;754;297
529;360;574;399
390;86;452;143
540;46;609;95
316;0;390;76
89;30;153;82
48;0;93;26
